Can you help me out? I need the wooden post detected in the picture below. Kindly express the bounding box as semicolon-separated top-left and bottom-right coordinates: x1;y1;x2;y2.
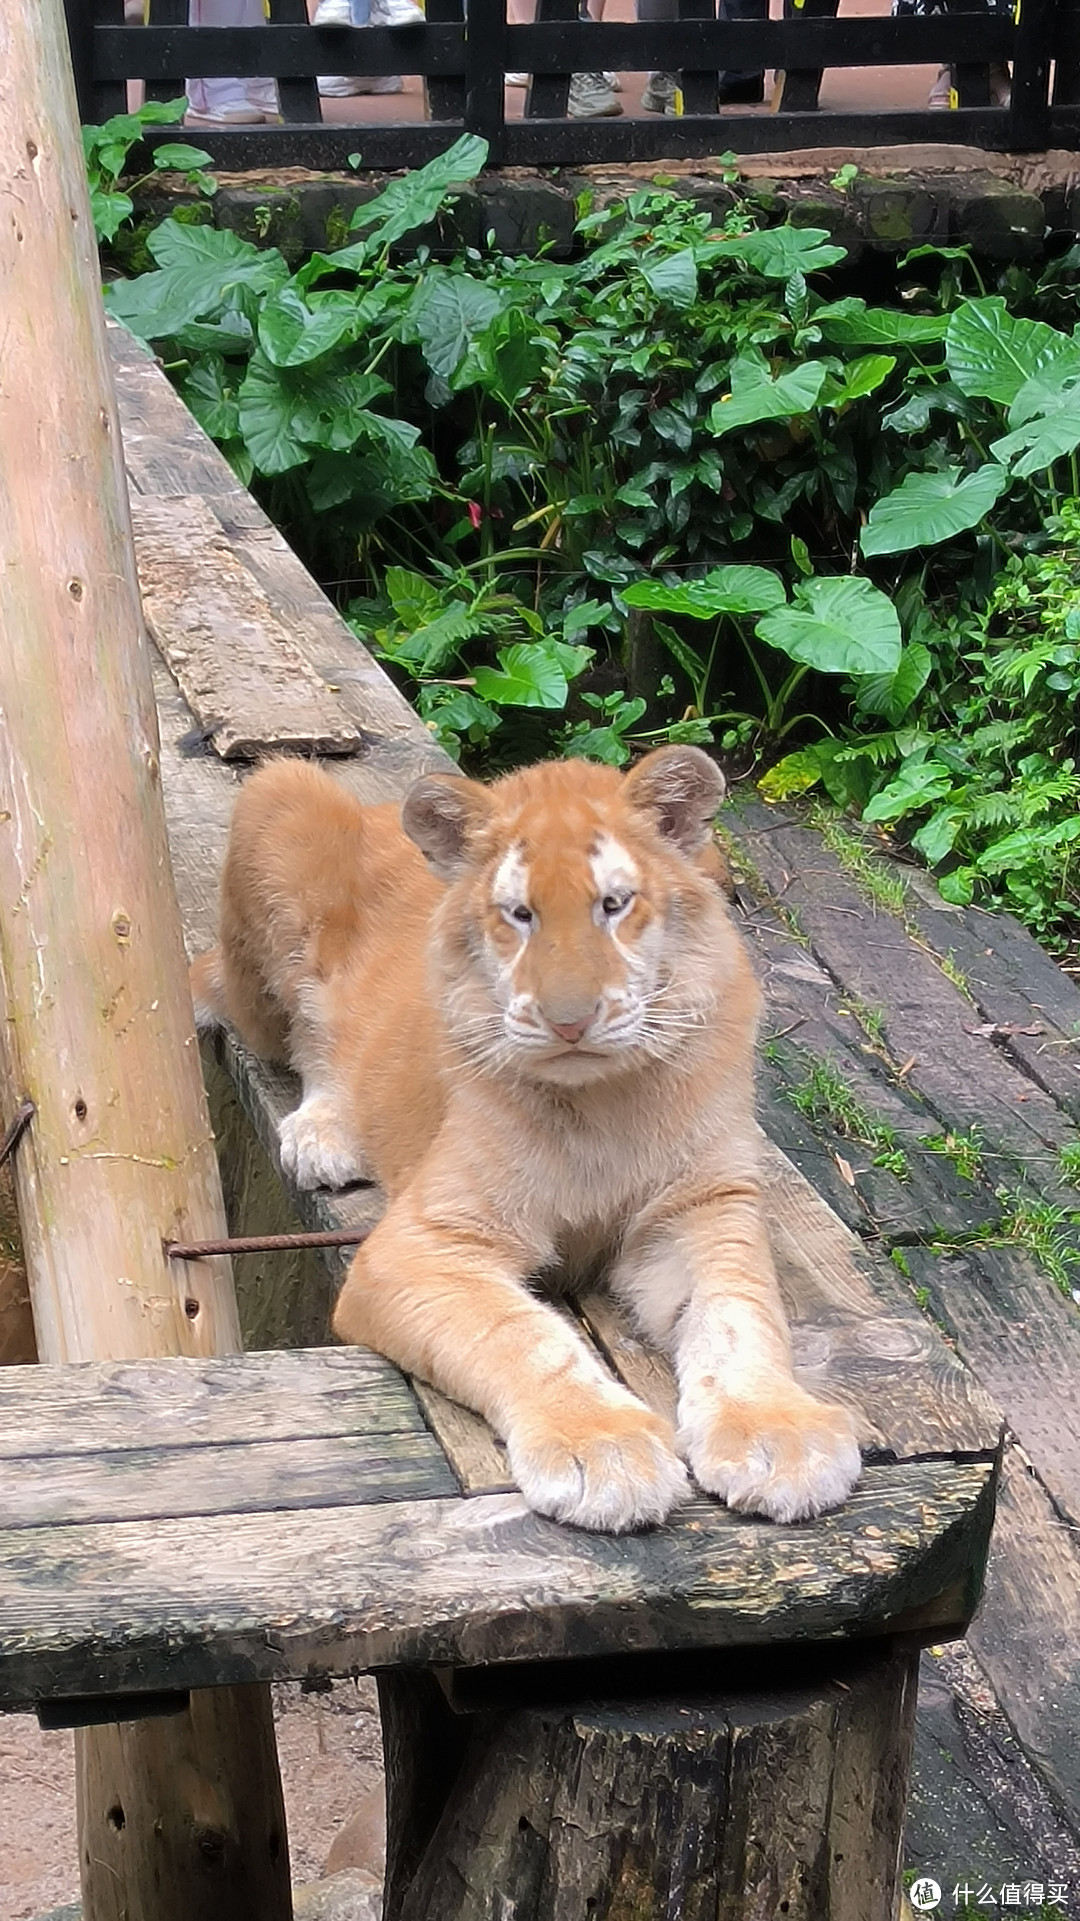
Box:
379;1644;919;1920
0;5;292;1918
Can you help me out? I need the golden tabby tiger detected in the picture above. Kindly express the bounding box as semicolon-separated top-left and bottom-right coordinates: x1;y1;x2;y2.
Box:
192;747;860;1533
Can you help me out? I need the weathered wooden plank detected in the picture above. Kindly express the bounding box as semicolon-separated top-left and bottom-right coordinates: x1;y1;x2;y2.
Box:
106;321;246;501
131;495;363;761
0;1346;426;1459
0;1429;456;1530
745;904;1002;1238
212;493;439;759
903;886;1080;1129
725;797;1079;1193
967;1443;1080;1830
0;1460;996;1709
904;1242;1080;1528
409;1381;513;1496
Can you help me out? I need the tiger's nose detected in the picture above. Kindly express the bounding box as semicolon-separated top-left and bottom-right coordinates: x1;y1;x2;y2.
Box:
547;1012;596;1044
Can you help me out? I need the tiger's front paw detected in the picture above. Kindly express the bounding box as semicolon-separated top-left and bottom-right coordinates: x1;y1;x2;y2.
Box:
278;1098;371;1191
508;1393;690;1535
682;1387;861;1525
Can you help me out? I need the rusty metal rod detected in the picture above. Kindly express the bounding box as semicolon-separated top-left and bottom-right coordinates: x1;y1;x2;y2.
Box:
166;1226;374;1260
0;1098;35;1168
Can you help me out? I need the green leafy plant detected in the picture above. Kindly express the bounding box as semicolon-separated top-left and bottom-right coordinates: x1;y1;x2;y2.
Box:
83;98;215;244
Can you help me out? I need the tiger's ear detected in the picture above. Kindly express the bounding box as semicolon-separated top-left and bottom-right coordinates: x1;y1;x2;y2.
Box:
624;746;726;855
402;774;494;880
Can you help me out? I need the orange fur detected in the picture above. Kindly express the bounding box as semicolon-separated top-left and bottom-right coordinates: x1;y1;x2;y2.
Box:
193;749;860;1532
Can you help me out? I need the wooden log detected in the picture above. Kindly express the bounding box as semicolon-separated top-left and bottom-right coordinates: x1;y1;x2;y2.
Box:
379;1642;920;1921
0;7;290;1918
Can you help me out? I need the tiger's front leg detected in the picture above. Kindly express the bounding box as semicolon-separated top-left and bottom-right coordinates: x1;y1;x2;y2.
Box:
333;1196;690;1534
614;1185;861;1524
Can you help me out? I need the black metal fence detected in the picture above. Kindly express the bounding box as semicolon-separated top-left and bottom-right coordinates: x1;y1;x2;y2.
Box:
66;0;1080;166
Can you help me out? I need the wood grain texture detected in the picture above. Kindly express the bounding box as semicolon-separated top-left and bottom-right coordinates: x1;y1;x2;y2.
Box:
1;1427;456;1529
0;1461;996;1709
1;24;288;1918
967;1442;1080;1829
381;1643;919;1921
131;495;363;760
0;1345;425;1458
904;1242;1080;1528
725;796;1077;1194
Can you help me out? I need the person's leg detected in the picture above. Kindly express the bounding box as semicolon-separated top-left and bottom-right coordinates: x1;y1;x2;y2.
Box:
637;0;678;113
186;0;280;121
314;0;414;98
717;0;765;104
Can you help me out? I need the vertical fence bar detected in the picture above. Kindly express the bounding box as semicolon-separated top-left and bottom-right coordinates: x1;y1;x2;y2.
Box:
775;0;839;114
678;0;719;116
1009;0;1053;140
525;0;575;120
465;0;508;156
427;0;467;120
143;0;188;105
268;0;322;122
65;0;128;121
1053;0;1080;104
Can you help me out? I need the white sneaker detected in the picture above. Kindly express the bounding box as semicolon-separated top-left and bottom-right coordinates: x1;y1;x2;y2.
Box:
317;72;404;92
505;71;530;85
568;71;622;116
603;70;622;89
370;0;425;22
185;103;281;125
313;0;353;20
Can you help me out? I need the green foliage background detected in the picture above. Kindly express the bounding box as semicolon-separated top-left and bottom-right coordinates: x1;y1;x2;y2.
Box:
94;123;1080;953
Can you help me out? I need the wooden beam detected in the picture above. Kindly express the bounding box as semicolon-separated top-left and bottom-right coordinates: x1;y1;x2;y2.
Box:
0;5;291;1917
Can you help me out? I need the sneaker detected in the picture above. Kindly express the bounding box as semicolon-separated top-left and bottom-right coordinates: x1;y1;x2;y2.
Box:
603;71;622;89
505;71;530;86
317;72;404;93
313;0;353;19
185;103;281;125
928;64;953;107
568;71;623;115
641;69;678;113
370;0;425;22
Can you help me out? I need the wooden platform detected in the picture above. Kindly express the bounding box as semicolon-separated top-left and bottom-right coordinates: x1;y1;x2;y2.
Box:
19;318;1080;1911
0;323;999;1719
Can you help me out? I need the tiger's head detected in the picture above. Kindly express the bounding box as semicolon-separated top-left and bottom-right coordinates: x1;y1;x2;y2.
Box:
402;746;736;1086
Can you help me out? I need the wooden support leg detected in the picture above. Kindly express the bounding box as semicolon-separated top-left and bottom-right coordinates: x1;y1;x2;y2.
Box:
379;1644;919;1921
77;1686;289;1921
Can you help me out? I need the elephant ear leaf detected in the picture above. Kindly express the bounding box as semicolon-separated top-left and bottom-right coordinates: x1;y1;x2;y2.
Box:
945;297;1077;407
860;464;1009;557
756;576;901;677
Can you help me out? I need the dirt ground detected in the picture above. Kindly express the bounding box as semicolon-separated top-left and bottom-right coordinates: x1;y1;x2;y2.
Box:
0;1680;386;1921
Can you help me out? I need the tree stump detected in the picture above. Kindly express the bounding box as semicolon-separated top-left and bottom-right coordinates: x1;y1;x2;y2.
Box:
380;1643;918;1921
